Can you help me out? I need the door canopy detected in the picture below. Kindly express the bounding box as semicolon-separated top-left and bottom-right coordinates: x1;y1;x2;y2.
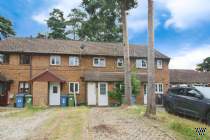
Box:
31;70;66;83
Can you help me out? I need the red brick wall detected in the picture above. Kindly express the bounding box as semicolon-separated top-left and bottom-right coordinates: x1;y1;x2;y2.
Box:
0;53;169;105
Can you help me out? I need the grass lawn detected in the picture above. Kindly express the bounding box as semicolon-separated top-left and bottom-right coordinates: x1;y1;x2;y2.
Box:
28;106;90;140
126;106;210;140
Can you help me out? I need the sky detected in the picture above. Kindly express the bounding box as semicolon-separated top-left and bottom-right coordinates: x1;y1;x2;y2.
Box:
0;0;210;70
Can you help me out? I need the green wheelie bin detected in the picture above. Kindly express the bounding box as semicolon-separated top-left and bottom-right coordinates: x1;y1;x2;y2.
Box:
68;94;75;106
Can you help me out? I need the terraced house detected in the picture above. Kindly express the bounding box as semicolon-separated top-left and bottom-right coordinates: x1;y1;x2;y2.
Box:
0;38;170;106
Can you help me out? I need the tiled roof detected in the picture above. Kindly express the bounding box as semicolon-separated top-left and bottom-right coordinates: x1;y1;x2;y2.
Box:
170;69;210;84
31;70;66;82
0;38;169;59
84;71;147;82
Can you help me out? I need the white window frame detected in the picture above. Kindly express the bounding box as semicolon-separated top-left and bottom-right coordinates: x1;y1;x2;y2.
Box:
157;59;163;69
50;55;61;65
136;59;147;68
69;82;80;94
69;56;79;66
155;83;163;94
93;57;106;67
117;58;124;68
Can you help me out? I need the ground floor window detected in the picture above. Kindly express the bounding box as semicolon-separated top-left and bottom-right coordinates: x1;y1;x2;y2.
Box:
155;83;163;94
69;82;79;94
19;82;30;93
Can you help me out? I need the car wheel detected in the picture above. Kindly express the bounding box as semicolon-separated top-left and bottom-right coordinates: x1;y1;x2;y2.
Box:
165;103;173;113
206;112;210;125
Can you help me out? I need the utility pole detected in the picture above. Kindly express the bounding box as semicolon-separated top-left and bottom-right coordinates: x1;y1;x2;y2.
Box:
145;0;156;116
122;0;132;105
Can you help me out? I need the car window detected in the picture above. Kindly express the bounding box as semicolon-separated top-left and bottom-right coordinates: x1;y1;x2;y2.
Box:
177;89;185;95
185;89;201;98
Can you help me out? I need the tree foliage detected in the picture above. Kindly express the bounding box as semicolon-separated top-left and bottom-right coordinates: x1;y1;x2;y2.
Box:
109;72;141;105
79;0;122;42
45;1;137;41
66;8;87;40
196;57;210;72
46;9;67;39
0;16;15;40
36;32;48;39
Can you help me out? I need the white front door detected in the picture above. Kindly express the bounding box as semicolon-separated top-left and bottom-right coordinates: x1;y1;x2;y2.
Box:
144;84;148;105
98;82;108;106
87;82;97;105
49;82;60;106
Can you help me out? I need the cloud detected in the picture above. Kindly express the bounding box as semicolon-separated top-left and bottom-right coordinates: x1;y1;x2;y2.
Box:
32;0;82;24
158;0;210;29
128;0;147;32
169;44;210;69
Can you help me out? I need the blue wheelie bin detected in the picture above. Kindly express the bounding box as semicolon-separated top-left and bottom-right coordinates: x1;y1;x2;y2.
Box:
60;95;68;107
16;93;25;108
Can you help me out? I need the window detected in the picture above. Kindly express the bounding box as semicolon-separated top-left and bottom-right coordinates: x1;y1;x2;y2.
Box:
157;60;163;69
93;57;106;67
53;86;58;94
155;83;163;94
19;82;30;93
69;82;79;94
117;58;124;68
136;59;147;68
144;84;148;95
20;54;31;64
186;89;201;98
50;55;61;65
69;56;79;66
99;83;107;95
0;54;9;64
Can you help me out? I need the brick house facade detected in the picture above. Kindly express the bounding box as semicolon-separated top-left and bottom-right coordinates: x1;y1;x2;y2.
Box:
0;38;170;106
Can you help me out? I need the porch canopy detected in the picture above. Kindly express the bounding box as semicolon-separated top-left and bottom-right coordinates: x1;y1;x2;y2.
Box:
83;71;147;82
31;70;66;83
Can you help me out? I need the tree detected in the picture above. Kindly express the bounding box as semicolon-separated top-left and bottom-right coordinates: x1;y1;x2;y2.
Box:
78;0;123;42
120;0;138;105
66;8;87;40
36;33;48;39
145;0;156;116
46;9;67;39
196;57;210;72
109;72;140;105
0;16;15;40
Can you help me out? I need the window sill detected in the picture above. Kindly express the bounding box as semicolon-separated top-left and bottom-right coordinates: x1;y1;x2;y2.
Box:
93;66;106;68
19;64;31;66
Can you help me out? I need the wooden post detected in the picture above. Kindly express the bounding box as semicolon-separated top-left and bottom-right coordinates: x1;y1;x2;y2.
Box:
145;0;156;116
122;0;132;105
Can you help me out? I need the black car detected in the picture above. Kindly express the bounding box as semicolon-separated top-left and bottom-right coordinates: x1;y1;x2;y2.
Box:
164;87;210;124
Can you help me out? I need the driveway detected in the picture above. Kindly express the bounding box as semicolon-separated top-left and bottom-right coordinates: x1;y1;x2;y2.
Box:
0;107;175;140
87;107;175;140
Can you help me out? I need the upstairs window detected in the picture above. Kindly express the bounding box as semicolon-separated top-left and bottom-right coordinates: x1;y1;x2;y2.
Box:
69;56;79;66
0;54;9;64
117;58;124;68
93;57;106;67
155;83;163;94
136;59;147;68
69;82;79;94
157;60;163;69
50;55;61;65
20;54;31;64
19;82;30;93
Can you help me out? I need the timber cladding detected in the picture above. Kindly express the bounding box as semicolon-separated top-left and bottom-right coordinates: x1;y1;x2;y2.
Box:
32;81;48;106
0;38;170;106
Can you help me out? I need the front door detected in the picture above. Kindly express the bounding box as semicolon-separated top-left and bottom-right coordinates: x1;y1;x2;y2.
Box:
144;84;147;104
87;82;97;105
98;82;108;106
49;82;60;106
